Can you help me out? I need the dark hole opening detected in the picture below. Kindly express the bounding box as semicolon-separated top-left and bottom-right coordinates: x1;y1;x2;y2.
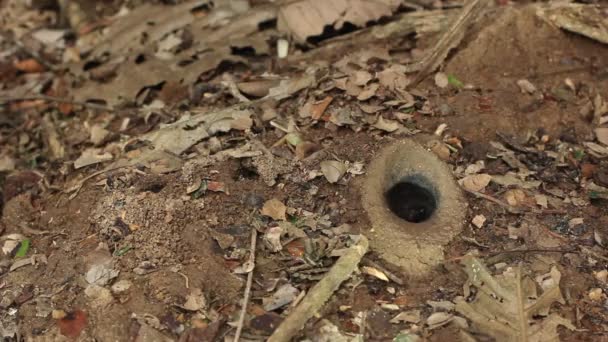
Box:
385;181;437;223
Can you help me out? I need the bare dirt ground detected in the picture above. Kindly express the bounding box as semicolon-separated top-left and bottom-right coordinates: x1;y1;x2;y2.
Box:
1;0;608;341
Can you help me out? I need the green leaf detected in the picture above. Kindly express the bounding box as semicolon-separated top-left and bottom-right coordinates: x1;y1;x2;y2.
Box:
447;75;463;88
114;245;132;256
191;180;208;199
393;333;420;342
574;150;585;160
285;133;303;146
15;239;30;258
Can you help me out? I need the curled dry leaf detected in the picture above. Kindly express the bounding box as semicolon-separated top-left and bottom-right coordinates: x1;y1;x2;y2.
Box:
351;70;373;86
372;116;402;132
320;160;347;184
361;266;389;282
261;199;287;221
357;83;379;101
278;0;398;43
311;96;334;120
459;174;492;192
390;310;421;324
426;312;453;330
74;149;113;169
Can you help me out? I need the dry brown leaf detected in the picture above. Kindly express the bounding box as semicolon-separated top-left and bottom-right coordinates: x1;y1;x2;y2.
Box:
377;64;409;90
504;188;527;206
13;58;45;73
261;199;287;221
74;149;113;169
320;160;347;183
595;127;608;146
90;0;207;57
142;106;253;155
311;96;334;120
350;70;373;86
265;74;316;101
237;80;280;98
537;3;608;45
357;83;379;101
359;104;385;114
277;0;399;43
456;257;575;341
361;266;389;282
459;174;492;192
372;116;401;132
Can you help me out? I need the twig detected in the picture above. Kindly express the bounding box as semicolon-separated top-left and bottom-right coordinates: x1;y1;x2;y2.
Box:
447;248;577;262
268;235;369;342
234;227;258;342
464;188;524;214
464;188;565;215
0;95;113;111
408;0;487;87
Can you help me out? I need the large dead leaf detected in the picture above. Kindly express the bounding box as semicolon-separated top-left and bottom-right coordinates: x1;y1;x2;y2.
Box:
537;3;608;45
455;257;575;342
89;0;208;57
142;106;253;155
278;0;402;43
74;50;244;106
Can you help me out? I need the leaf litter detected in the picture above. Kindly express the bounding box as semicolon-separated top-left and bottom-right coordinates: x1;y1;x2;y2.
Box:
2;0;608;341
455;257;576;341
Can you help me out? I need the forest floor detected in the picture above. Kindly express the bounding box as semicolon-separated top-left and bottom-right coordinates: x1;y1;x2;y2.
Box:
1;0;608;341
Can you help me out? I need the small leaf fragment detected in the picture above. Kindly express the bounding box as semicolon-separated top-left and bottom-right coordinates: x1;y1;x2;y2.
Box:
459;174;492;192
15;239;30;258
447;74;463;88
261;199;287;221
320;160;347;183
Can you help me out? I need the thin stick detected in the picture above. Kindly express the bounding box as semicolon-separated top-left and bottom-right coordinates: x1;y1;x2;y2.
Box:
464;188;565;215
447;248;576;262
234;227;258;342
408;0;486;87
268;235;369;342
0;95;113;111
464;188;523;214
